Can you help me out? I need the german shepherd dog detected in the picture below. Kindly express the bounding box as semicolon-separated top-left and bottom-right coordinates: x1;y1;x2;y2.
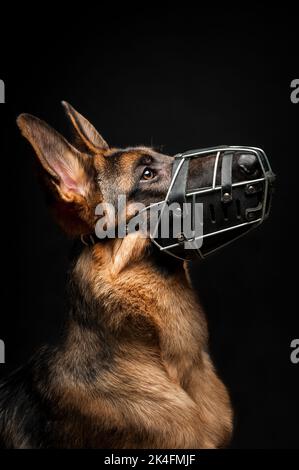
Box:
0;103;232;448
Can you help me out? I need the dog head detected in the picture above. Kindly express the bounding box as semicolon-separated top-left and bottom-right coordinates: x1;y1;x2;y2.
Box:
17;103;262;247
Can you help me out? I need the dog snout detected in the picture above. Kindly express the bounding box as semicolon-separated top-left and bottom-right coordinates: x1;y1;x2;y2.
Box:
237;153;258;175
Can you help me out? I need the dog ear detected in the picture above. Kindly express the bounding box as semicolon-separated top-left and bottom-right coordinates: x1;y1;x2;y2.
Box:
17;113;97;235
62;101;109;154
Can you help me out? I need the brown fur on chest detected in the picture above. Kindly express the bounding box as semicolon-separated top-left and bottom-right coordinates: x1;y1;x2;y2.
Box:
43;237;232;448
73;239;207;384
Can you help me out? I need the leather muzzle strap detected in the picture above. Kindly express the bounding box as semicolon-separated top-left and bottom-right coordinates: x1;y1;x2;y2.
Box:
221;151;233;203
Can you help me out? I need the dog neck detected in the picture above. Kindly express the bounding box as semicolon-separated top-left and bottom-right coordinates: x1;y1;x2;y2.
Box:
58;234;207;385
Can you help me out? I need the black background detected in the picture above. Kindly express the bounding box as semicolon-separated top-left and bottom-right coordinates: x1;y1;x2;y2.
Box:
0;4;298;449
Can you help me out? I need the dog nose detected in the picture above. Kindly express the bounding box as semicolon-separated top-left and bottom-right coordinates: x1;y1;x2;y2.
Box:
238;153;258;175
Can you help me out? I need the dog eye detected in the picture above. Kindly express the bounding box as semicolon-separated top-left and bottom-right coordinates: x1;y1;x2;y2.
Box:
141;168;156;180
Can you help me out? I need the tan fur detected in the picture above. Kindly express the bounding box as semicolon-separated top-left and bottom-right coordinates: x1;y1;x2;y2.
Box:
46;233;232;448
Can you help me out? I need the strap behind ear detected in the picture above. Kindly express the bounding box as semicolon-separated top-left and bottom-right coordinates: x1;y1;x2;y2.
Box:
62;101;109;154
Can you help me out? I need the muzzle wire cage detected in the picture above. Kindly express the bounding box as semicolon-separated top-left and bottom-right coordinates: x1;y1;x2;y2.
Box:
149;146;275;260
